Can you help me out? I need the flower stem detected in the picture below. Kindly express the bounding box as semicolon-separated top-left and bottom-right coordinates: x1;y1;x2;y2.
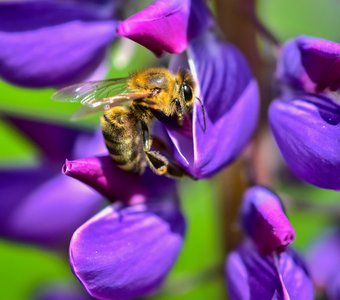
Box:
214;0;277;256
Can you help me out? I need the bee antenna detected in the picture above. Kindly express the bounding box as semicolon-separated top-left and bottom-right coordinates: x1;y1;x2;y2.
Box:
195;96;206;132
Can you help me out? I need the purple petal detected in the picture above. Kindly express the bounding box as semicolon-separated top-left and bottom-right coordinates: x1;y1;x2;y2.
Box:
1;170;103;249
240;186;295;255
276;38;313;92
63;155;175;203
226;241;314;300
72;128;108;158
168;32;260;178
277;36;340;93
34;283;93;300
70;199;185;300
327;273;340;300
0;1;117;87
3;114;91;164
269;95;340;189
0;168;54;234
306;229;340;289
117;0;213;55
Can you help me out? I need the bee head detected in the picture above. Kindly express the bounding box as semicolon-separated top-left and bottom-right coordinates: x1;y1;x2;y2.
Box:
167;70;196;125
173;70;195;106
175;70;206;132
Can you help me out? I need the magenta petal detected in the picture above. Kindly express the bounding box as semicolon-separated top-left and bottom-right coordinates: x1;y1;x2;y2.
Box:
63;155;174;202
0;1;116;87
70;200;185;300
117;0;213;55
168;32;259;178
3;173;102;248
226;241;314;300
269;95;340;189
241;186;295;255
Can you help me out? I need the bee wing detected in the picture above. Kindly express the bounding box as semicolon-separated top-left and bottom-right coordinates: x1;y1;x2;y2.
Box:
52;77;130;105
70;103;109;120
53;77;160;119
71;93;156;120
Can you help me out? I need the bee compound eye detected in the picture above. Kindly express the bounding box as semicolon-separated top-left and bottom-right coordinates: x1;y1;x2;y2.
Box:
151;87;161;96
183;84;193;102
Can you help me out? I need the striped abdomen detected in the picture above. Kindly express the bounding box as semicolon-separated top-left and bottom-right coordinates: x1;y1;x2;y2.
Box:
100;107;146;174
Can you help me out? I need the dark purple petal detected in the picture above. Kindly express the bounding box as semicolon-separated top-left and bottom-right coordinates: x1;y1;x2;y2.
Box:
1;171;103;248
269;95;340;189
63;155;175;203
70;199;185;300
0;1;117;87
306;229;340;289
117;0;213;55
168;32;259;178
277;36;340;93
226;241;314;300
240;186;295;255
3;114;92;164
298;37;340;92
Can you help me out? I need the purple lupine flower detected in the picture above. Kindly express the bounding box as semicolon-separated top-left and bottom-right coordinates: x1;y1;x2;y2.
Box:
0;0;118;87
0;0;212;87
64;156;185;300
72;30;260;180
167;31;260;178
0;114;106;248
226;186;314;299
116;2;259;178
276;36;340;94
269;36;340;189
117;0;213;56
1;0;259;180
306;229;340;300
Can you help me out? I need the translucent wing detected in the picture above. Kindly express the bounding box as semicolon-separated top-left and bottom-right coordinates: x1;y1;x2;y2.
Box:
71;94;157;120
52;78;129;105
53;77;159;120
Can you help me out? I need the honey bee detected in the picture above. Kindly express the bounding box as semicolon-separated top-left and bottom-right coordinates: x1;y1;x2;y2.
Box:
53;68;205;178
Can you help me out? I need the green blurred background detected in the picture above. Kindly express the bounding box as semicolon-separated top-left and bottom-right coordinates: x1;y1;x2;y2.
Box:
1;0;340;299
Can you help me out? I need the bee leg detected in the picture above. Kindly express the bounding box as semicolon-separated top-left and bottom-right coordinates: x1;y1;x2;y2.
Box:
144;150;169;176
145;150;195;179
141;122;195;179
165;160;198;179
149;136;196;178
141;121;168;175
141;121;152;152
